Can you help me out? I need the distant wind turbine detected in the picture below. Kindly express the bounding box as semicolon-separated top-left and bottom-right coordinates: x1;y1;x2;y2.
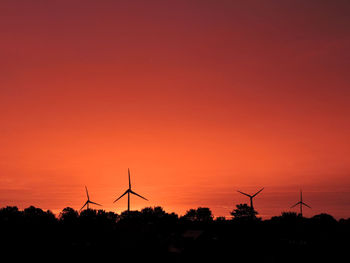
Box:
237;188;264;209
290;190;311;217
80;186;102;211
113;168;148;212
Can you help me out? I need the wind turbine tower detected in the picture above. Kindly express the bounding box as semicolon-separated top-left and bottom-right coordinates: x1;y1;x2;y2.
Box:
80;186;102;211
113;168;148;212
291;190;311;217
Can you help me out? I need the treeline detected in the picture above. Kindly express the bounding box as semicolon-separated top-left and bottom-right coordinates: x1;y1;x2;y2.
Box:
1;205;349;262
3;204;349;223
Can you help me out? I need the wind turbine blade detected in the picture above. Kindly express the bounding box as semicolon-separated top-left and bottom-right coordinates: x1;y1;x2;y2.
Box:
128;168;131;189
290;202;301;208
302;202;311;209
130;190;148;201
80;201;88;211
252;187;264;197
89;201;102;206
237;190;251;198
85;186;90;200
113;189;129;203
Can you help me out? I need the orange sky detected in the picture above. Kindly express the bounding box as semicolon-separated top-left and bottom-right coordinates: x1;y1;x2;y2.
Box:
1;0;350;219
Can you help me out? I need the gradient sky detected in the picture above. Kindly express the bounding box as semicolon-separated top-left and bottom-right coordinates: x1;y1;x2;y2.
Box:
1;0;350;219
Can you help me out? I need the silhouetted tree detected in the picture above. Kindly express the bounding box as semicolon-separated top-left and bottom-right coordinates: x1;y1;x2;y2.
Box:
141;206;165;221
183;208;197;221
59;207;78;224
270;211;302;224
119;210;143;222
141;206;178;223
105;211;120;222
168;212;179;222
230;204;258;220
215;216;226;222
281;211;299;218
311;213;337;224
79;208;98;219
182;207;213;222
95;209;119;224
339;218;350;225
23;206;56;224
196;207;213;222
142;206;166;217
0;206;22;223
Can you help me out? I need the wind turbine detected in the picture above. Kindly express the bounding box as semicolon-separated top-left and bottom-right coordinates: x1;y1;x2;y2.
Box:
237;188;264;209
113;168;148;212
290;190;311;217
80;186;102;211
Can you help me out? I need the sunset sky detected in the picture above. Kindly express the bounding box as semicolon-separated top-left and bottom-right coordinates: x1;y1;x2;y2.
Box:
1;0;350;219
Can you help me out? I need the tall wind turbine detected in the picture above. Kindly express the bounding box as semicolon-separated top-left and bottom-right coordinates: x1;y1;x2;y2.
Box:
113;168;148;212
237;188;264;209
80;186;102;211
290;190;311;217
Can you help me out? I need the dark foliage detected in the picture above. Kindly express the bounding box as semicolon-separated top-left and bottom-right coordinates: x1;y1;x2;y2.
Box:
0;205;349;262
231;203;260;221
181;207;213;222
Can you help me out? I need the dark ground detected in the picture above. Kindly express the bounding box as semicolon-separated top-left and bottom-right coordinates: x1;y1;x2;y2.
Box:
1;206;349;262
